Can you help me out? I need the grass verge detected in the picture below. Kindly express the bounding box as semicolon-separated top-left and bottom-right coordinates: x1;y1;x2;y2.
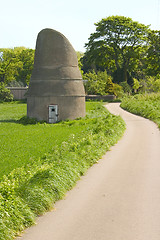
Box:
0;102;125;240
121;93;160;129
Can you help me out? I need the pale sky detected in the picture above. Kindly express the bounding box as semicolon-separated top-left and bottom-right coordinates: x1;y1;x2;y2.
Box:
1;0;160;52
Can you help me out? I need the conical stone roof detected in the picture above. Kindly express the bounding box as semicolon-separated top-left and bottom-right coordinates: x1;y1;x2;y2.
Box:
27;28;85;97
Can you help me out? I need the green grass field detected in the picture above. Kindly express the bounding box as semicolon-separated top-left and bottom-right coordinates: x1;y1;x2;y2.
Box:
0;102;88;179
0;101;126;240
121;93;160;129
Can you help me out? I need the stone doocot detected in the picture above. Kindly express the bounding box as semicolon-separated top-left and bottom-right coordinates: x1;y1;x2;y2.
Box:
27;28;86;123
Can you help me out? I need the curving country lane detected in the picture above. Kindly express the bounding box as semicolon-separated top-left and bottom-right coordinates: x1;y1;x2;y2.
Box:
18;103;160;240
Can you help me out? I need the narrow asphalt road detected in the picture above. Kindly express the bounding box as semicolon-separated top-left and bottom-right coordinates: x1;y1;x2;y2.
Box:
18;103;160;240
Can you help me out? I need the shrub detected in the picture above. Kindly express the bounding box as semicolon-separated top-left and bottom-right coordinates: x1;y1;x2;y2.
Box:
132;78;141;93
119;81;132;95
139;76;160;93
0;83;13;102
112;83;124;98
83;70;119;96
83;70;107;95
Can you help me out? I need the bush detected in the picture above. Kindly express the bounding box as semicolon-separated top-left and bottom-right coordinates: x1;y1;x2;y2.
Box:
119;81;132;95
83;70;107;95
0;83;13;102
112;83;124;98
83;70;120;96
139;76;160;93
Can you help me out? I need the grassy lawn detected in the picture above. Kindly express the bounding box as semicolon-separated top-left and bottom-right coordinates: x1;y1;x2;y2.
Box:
0;101;126;240
0;102;87;179
121;93;160;129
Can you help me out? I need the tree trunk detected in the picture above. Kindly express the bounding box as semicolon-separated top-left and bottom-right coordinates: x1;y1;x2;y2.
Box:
123;65;128;82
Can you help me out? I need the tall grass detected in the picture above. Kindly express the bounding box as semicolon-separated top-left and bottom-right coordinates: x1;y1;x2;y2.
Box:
0;101;125;240
121;93;160;129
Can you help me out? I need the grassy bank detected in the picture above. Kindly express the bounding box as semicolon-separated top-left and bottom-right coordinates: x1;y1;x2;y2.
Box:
0;101;125;240
121;93;160;129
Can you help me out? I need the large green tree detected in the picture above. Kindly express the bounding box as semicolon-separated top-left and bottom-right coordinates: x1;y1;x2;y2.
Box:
0;47;34;86
0;48;23;84
146;30;160;76
83;16;150;83
16;48;34;85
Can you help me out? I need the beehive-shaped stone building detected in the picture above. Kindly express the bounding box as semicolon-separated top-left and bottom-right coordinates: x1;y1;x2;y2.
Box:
27;28;85;123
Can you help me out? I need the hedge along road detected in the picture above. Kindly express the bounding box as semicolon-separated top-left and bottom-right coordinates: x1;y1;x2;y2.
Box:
17;103;160;240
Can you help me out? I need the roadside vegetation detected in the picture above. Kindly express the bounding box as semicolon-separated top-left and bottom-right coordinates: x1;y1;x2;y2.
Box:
0;101;125;240
121;93;160;129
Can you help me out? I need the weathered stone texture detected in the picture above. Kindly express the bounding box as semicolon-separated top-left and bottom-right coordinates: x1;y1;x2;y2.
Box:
27;28;85;122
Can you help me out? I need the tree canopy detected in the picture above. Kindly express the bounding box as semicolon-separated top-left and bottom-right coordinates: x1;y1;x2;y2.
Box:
83;16;150;83
0;47;34;86
146;30;160;76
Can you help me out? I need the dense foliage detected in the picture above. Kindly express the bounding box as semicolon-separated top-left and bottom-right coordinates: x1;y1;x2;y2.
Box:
0;47;34;86
83;16;149;83
0;102;125;240
0;83;13;102
83;70;123;96
81;15;160;93
146;31;160;76
121;93;160;128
